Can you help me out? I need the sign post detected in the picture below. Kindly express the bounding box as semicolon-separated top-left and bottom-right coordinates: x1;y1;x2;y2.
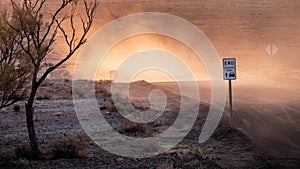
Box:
223;58;236;128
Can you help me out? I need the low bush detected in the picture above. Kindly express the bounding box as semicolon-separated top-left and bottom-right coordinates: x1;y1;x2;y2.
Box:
13;104;20;112
45;133;89;159
119;119;146;134
14;144;33;159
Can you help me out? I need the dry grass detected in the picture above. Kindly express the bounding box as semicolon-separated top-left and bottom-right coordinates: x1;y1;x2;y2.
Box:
36;94;50;100
45;133;89;159
14;144;33;159
0;133;90;167
13;104;20;112
0;144;31;167
118;119;146;134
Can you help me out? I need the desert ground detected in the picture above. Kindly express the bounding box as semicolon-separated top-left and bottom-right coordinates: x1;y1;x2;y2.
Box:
0;79;299;169
158;80;300;157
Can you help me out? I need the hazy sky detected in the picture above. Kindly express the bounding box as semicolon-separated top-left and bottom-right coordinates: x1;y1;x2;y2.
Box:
84;1;300;84
87;0;300;84
1;0;300;84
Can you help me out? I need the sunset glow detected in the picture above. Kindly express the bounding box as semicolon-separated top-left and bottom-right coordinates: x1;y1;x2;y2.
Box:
95;34;209;82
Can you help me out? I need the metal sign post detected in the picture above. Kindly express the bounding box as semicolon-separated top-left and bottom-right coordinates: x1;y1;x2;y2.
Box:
228;79;233;128
223;58;236;128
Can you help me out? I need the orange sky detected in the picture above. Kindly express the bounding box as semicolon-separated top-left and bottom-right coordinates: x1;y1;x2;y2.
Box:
71;0;300;84
95;34;209;82
1;0;299;84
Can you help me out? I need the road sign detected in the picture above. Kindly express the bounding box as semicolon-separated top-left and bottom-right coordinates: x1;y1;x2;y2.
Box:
223;58;236;128
223;58;236;80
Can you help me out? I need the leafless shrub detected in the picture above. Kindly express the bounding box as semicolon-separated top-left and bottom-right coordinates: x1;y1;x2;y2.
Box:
119;119;146;134
13;104;20;112
36;94;50;100
45;133;89;159
173;144;204;160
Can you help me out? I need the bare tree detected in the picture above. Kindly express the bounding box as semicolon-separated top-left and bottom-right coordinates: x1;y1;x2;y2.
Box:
3;0;98;156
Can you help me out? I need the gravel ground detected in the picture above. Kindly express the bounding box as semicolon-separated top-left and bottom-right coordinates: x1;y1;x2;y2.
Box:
1;100;299;169
0;80;299;169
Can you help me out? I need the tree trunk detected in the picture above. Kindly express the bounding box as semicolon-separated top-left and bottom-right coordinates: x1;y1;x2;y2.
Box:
25;86;40;157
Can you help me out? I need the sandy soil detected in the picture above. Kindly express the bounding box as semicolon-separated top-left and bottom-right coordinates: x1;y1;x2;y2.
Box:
156;80;300;158
0;80;299;169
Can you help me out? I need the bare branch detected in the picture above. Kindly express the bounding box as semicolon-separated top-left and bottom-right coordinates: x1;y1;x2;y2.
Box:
40;0;71;45
37;0;99;86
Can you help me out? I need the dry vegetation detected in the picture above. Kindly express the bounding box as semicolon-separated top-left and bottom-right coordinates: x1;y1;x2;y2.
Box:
118;118;147;134
44;133;90;159
0;133;90;168
12;104;20;112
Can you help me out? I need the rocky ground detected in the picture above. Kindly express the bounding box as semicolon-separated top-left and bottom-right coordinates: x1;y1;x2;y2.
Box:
0;80;299;169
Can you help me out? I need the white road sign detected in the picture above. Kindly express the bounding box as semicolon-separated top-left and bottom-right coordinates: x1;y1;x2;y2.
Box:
223;58;236;80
